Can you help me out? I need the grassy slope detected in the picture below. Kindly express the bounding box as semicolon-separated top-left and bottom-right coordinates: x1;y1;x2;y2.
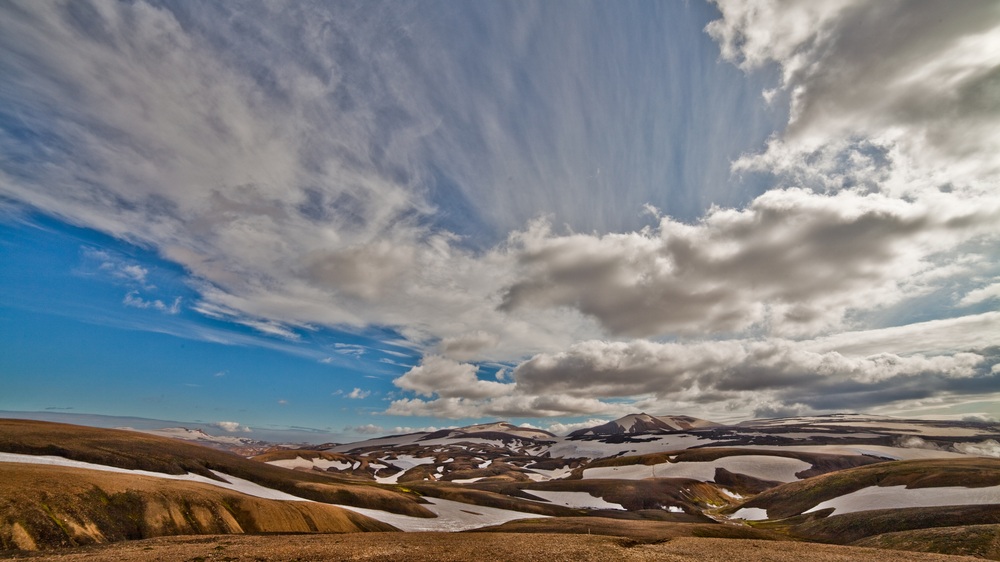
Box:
0;419;432;517
784;505;1000;544
470;516;789;542
0;463;396;551
853;524;1000;560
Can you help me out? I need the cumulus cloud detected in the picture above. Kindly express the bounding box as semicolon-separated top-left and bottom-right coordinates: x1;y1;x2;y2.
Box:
393;356;510;400
501;189;1000;337
710;0;1000;187
387;336;997;419
546;419;610;436
213;421;250;433
514;339;987;399
439;331;500;361
346;387;370;400
345;424;383;435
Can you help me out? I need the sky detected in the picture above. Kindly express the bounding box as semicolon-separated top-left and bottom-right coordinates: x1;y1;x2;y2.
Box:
1;0;999;443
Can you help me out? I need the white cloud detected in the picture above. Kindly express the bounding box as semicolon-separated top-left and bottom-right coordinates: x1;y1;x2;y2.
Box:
123;291;182;314
439;331;500;361
954;439;1000;458
333;343;367;358
709;0;1000;187
213;421;250;433
346;387;370;400
546;419;609;436
393;356;510;400
500;189;1000;337
391;426;443;434
959;281;1000;307
802;312;1000;357
345;424;383;435
386;333;997;420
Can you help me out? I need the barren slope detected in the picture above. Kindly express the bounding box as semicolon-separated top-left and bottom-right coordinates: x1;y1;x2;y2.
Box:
0;463;395;551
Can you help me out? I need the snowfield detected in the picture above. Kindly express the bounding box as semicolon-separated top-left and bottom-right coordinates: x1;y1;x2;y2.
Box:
335;497;547;531
730;507;768;520
738;444;970;461
267;456;354;471
582;455;812;483
803;484;1000;515
545;434;708;459
525;465;574;481
374;454;437;483
522;490;625;510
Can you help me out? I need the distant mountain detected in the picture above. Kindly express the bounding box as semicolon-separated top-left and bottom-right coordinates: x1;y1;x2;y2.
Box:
570;413;721;436
420;421;556;441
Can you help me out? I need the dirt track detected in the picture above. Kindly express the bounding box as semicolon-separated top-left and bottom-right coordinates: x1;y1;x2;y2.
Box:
1;533;983;562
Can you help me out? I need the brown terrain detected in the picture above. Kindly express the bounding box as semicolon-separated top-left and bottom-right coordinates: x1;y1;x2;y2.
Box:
0;533;989;562
3;418;1000;561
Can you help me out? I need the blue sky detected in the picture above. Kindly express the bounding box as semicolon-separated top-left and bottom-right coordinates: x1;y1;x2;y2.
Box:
2;1;999;442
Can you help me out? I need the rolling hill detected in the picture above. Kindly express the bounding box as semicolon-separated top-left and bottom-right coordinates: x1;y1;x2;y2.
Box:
3;414;1000;559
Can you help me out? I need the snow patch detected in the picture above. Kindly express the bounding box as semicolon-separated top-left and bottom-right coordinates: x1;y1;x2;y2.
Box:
0;452;310;502
804;484;1000;516
731;507;768;520
582;455;811;483
523;490;625;510
720;488;744;500
336;497;547;531
267;457;353;471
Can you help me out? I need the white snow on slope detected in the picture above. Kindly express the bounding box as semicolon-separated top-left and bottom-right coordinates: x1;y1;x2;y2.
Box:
738;444;969;460
803;485;1000;516
267;456;354;471
525;465;574;481
335;497;547;531
813;421;991;437
546;434;706;459
119;427;255;445
375;454;436;484
731;507;768;520
0;453;544;531
582;455;812;483
523;490;625;510
0;453;310;502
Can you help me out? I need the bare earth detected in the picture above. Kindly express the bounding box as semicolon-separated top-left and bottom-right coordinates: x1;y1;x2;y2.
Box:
0;533;984;562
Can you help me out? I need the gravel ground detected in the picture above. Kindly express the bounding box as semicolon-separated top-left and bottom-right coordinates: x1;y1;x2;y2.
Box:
1;533;984;562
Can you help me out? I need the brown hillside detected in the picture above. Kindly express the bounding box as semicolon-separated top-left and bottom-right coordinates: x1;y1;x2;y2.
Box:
0;463;396;551
0;419;431;517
